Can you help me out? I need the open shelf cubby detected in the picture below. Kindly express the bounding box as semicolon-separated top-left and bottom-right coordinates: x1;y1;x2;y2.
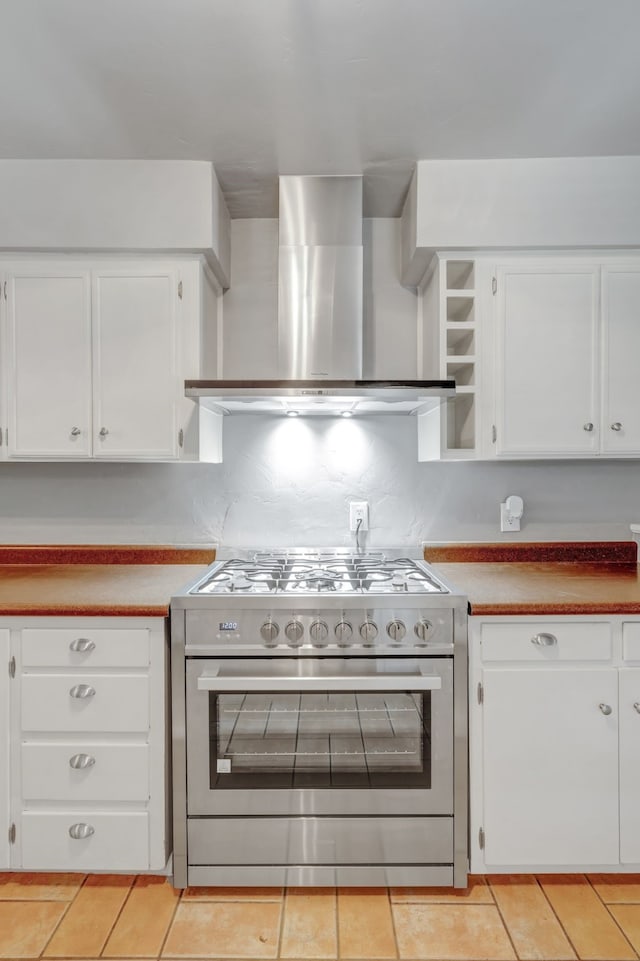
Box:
446;295;475;323
445;394;476;451
446;326;475;356
445;260;475;291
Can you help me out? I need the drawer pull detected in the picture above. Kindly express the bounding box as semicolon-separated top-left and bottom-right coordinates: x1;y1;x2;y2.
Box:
69;684;96;700
69;753;96;770
531;632;557;647
599;703;613;716
69;638;96;653
634;703;640;714
68;822;95;840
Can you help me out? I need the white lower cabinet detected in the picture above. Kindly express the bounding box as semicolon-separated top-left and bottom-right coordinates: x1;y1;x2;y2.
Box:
0;630;9;869
470;616;640;872
3;616;168;873
21;812;149;871
619;666;640;863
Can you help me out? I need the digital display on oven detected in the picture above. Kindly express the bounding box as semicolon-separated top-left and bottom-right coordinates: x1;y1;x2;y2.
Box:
219;621;238;632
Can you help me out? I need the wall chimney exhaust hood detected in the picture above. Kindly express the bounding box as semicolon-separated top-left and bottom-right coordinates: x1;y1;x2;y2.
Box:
186;175;454;416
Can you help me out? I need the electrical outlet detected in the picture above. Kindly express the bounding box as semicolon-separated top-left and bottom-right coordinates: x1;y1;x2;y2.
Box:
349;500;369;531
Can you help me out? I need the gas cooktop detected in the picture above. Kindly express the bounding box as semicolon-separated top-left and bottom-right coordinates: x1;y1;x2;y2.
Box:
191;550;448;597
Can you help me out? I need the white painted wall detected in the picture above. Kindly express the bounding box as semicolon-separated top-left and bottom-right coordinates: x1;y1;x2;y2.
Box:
0;160;230;284
0;416;639;547
402;158;640;281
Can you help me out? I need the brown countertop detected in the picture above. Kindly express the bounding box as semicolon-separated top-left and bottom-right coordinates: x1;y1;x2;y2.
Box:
425;542;640;615
0;545;215;617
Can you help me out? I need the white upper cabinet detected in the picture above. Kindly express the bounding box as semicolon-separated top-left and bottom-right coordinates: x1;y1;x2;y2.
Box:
1;257;221;462
601;266;640;454
495;263;600;457
92;269;178;460
6;270;93;458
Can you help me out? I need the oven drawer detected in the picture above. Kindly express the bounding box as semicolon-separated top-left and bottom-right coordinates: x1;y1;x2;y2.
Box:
20;811;149;870
21;628;150;668
21;674;149;732
21;742;150;801
481;621;612;662
188;816;453;865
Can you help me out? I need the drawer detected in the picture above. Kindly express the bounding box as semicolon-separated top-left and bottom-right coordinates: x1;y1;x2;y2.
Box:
481;621;612;662
21;628;149;668
21;674;149;732
21;742;149;801
20;811;149;871
623;623;640;662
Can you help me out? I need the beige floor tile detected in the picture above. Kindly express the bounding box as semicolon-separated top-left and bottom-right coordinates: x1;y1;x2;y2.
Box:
183;885;284;900
163;899;281;958
338;888;396;959
609;905;640;954
539;874;636;960
0;870;84;900
390;875;494;903
0;901;67;958
103;875;180;957
44;873;135;958
489;875;576;959
392;902;516;960
280;888;337;959
589;874;640;903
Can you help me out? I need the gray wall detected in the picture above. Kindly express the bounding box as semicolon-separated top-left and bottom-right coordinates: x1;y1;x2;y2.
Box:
1;415;638;547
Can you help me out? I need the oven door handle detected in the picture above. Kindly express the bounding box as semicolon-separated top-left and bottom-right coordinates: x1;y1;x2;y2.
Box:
196;671;442;693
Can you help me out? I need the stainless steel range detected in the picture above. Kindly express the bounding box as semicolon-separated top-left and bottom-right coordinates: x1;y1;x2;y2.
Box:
170;550;468;888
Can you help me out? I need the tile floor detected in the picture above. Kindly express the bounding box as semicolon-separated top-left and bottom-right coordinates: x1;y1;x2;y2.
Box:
1;872;640;960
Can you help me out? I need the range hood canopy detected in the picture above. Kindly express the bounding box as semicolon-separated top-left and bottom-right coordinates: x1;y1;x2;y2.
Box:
186;175;454;415
185;379;455;416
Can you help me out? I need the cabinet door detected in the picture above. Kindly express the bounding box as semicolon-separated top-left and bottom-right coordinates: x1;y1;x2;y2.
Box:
495;265;599;456
0;630;9;868
6;270;92;457
482;667;618;866
601;267;640;454
92;269;179;459
619;668;640;863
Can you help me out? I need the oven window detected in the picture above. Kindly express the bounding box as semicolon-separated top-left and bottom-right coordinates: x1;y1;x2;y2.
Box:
209;691;432;789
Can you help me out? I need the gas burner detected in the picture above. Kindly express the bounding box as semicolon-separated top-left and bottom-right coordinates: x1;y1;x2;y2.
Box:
191;550;449;597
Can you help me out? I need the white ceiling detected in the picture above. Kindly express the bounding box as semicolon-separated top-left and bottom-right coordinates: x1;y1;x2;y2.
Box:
3;0;640;217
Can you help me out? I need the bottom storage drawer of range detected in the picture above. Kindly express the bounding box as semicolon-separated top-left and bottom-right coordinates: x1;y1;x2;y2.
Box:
188;817;453;866
21;743;150;802
20;811;149;871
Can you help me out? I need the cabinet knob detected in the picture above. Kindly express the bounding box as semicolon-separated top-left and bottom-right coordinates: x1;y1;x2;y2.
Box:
583;423;594;432
599;703;613;716
69;684;96;699
69;637;95;653
99;427;109;438
69;753;96;770
69;823;95;840
611;422;622;431
531;632;557;647
70;426;82;437
634;702;640;714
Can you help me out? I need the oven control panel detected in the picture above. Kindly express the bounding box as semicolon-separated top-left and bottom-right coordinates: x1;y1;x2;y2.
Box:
184;607;455;654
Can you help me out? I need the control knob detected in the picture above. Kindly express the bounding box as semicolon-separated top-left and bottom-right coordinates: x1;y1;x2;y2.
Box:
260;620;279;645
335;620;353;645
285;620;304;646
387;619;406;642
309;620;329;645
414;619;433;644
359;621;378;644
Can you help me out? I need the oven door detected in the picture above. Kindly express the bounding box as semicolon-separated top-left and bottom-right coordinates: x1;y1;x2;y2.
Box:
185;657;453;816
